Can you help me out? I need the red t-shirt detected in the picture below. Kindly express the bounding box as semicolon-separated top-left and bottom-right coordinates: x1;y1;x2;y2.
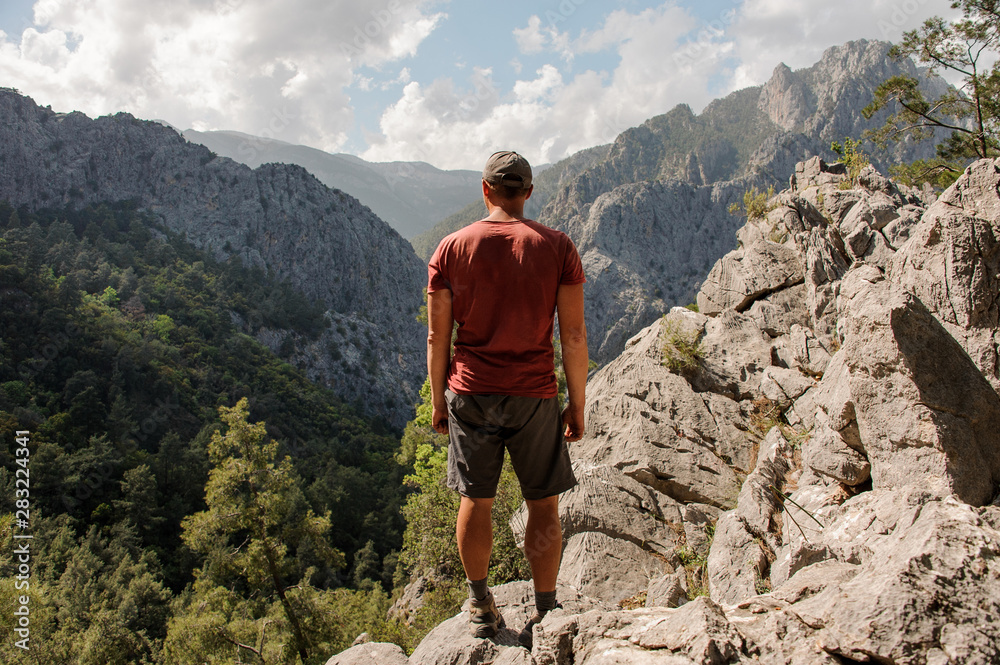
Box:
427;218;586;398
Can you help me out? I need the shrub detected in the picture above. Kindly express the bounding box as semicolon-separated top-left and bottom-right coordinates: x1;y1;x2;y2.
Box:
728;185;776;221
660;318;703;374
831;138;871;190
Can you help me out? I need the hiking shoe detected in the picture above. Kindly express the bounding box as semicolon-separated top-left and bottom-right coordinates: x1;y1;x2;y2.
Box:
517;611;545;650
469;591;504;638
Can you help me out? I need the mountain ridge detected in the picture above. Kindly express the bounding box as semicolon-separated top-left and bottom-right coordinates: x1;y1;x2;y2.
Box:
183;128;482;240
0;90;426;427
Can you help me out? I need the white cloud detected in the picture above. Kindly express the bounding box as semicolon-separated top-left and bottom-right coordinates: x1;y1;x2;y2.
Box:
513;15;547;54
363;3;714;169
512;64;562;102
0;0;444;152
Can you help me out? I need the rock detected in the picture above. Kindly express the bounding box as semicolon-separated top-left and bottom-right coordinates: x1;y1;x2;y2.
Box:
779;495;1000;664
767;559;859;605
533;597;750;665
793;156;840;190
803;227;850;336
706;511;770;606
407;582;606;665
510;465;685;606
388;575;432;625
645;571;688;609
692;310;774;399
682;503;722;556
325;642;409;665
769;479;845;588
577;319;744;508
770;324;833;377
802;415;870;486
558;532;671;604
746;283;811;336
529;464;685;558
838;271;1000;505
759;366;815;404
696;241;806;316
889;157;1000;394
708;428;794;605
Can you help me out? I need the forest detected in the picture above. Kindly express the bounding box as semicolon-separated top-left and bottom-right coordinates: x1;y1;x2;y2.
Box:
0;201;489;663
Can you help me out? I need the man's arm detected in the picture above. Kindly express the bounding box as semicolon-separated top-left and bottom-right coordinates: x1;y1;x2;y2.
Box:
427;288;454;435
556;283;588;441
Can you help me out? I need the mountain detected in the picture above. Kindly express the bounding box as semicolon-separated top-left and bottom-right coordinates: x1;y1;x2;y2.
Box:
0;88;425;427
330;154;1000;665
541;39;956;364
182;129;482;239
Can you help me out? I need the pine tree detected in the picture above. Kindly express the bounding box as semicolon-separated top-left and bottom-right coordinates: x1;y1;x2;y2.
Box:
180;398;343;663
863;0;999;185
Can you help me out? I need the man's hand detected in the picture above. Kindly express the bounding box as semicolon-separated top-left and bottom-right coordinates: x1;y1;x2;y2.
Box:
562;403;585;442
432;403;449;435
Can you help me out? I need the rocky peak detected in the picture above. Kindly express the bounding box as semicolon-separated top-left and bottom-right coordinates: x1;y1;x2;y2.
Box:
758;62;815;132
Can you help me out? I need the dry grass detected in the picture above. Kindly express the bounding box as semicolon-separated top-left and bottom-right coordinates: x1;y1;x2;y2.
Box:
660;318;703;374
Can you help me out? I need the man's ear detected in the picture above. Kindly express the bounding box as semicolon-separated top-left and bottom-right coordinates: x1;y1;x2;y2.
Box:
524;185;533;201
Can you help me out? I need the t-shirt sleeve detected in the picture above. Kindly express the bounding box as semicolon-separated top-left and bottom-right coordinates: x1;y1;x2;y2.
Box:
427;241;452;293
560;237;586;285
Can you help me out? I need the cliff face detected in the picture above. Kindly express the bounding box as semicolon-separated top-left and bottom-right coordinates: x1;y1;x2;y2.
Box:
539;39;954;364
0;89;425;427
331;156;1000;665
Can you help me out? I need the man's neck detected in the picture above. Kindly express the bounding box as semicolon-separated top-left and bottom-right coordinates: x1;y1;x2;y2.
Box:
484;199;526;222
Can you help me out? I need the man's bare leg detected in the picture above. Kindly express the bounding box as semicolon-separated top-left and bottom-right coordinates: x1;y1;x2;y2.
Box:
458;496;504;637
457;496;494;582
524;496;561;592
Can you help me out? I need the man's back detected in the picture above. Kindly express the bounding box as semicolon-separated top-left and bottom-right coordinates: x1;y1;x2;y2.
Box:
428;218;584;398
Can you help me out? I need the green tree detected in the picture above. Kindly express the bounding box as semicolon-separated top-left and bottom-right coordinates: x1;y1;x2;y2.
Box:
179;398;344;664
863;1;1000;184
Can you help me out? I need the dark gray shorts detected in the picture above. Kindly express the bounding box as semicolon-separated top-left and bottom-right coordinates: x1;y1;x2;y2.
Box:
445;389;578;500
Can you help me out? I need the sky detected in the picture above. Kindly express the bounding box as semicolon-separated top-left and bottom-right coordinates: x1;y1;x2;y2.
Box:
0;0;961;170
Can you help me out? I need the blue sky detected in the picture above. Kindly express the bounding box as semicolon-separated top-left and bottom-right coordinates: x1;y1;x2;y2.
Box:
0;0;958;169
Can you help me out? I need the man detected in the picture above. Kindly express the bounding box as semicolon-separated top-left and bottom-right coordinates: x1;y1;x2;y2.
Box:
426;150;588;649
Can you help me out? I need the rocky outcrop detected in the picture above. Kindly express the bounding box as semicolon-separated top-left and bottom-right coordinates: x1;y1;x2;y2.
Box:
0;89;425;427
335;157;1000;664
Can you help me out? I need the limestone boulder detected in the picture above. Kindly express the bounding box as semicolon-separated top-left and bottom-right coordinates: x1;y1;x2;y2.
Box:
577;319;745;508
707;428;794;605
773;496;1000;664
746;283;810;336
514;464;684;559
838;269;1000;505
532;597;751;665
697;241;806;316
889;157;1000;393
407;582;606;665
325;643;409;665
557;532;670;605
691;309;774;399
771;324;833;377
759;366;815;404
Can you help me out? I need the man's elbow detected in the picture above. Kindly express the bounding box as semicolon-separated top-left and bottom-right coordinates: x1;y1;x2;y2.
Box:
427;331;449;349
561;324;588;350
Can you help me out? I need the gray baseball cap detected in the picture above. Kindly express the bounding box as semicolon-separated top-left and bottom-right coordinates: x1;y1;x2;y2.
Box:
482;150;532;189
